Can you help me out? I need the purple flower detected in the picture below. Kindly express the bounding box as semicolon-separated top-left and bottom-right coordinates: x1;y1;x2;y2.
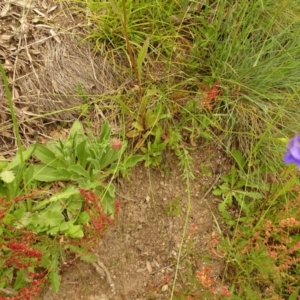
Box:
284;135;300;169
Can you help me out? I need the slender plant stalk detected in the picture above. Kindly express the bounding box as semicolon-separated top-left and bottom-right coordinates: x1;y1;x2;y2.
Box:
121;0;142;100
0;63;24;164
170;174;191;299
0;63;30;204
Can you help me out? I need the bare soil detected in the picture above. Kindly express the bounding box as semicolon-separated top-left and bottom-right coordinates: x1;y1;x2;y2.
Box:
39;147;230;300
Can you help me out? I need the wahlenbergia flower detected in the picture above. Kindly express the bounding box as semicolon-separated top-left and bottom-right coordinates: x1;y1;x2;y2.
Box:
284;135;300;169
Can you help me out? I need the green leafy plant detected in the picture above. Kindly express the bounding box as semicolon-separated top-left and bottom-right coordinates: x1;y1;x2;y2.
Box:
213;150;264;226
163;196;181;217
0;120;143;296
218;172;300;299
141;125;168;167
2;119;144;239
30;120;125;214
127;92;171;146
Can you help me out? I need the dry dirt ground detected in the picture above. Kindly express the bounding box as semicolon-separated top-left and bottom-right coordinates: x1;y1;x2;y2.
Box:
39;147;230;300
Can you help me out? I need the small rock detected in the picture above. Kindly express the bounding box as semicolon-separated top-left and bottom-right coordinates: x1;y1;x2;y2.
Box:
161;284;169;292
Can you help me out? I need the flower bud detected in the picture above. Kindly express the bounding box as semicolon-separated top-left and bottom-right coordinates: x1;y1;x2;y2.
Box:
111;139;122;151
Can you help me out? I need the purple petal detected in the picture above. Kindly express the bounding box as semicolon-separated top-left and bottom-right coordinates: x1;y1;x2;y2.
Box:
284;151;300;169
289;136;300;160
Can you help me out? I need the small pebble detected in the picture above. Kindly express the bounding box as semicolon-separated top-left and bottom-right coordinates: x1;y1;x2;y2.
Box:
161;284;169;292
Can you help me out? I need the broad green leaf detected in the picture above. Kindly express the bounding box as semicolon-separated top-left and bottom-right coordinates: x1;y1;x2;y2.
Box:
0;182;7;196
132;121;144;131
218;202;232;220
34;144;66;168
212;188;225;196
32;185;79;211
2;213;15;225
76;140;88;167
49;270;61;293
68;120;85;142
220;174;230;182
5;144;36;171
102;195;115;215
200;132;212;140
105;183;115;198
98;120;111;144
289;288;299;300
64;198;82;216
47;225;61;235
153;126;162;144
232;149;246;170
137;37;150;79
140;94;148;114
216;183;230;192
76;211;90;225
15;212;32;229
23;164;36;189
82;180;102;190
145;109;159;129
72;176;88;187
99;150;121;170
59;222;68;232
88;146;97;160
68;165;89;178
0;156;8;170
87;157;100;170
236;178;247;188
123;155;144;168
140;147;147;154
47;201;65;213
11;207;25;221
230;166;237;185
100;185;115;214
0;170;15;183
14;269;27;290
64;223;84;238
32;165;71;182
43;210;64;227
